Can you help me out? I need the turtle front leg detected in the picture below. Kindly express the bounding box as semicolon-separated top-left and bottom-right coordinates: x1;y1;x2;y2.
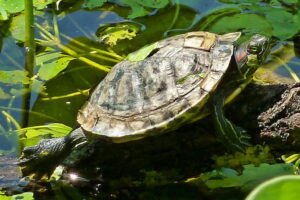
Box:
18;127;87;179
212;95;251;152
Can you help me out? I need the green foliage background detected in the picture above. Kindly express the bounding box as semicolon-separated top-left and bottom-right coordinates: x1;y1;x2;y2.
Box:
0;0;299;199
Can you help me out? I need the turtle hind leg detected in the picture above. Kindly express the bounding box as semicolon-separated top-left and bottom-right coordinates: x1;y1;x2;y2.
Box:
212;95;251;152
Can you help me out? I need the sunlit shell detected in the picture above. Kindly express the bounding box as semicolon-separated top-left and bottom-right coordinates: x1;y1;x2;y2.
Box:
77;31;241;142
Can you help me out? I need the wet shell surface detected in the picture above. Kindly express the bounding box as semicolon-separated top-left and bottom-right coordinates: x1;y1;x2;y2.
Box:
77;31;241;142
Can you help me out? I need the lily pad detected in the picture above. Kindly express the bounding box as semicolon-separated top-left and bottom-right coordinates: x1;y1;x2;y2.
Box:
19;123;72;139
85;0;107;9
33;0;55;10
12;192;34;200
85;0;169;18
0;0;54;19
187;163;293;191
0;70;29;84
246;175;300;200
247;5;300;40
9;13;25;41
0;0;24;15
121;0;168;18
0;88;10;99
208;13;273;36
126;42;158;61
282;0;298;3
37;53;75;81
218;0;260;3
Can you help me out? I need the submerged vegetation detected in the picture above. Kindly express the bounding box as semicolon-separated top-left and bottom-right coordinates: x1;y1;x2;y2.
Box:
0;0;300;199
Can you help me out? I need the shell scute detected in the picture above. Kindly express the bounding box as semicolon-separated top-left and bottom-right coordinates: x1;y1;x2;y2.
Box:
77;31;239;141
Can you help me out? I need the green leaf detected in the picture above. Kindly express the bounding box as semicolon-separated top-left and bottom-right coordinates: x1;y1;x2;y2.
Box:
247;5;300;40
96;23;139;46
0;87;10;99
0;0;55;20
282;0;298;3
120;0;169;19
208;13;273;36
31;79;47;95
9;13;25;41
126;42;158;61
50;166;64;181
12;192;34;200
0;194;11;200
18;123;72;139
188;163;293;191
123;1;149;19
36;51;62;65
133;0;169;8
0;7;8;20
33;0;55;10
85;0;168;18
218;0;260;3
85;0;107;9
246;175;300;200
19;123;72;147
0;0;24;14
0;70;29;84
37;53;75;81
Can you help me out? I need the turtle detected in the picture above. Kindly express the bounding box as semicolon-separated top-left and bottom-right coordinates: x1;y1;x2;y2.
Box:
19;31;271;178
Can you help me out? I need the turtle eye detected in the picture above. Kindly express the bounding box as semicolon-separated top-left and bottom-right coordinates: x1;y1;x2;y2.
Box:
247;45;261;54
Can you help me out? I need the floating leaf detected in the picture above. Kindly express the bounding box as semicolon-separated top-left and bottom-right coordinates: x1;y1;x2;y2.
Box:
37;53;75;81
0;0;24;15
0;70;29;84
96;23;139;46
9;13;25;41
246;175;300;200
0;192;11;200
120;0;151;19
0;0;54;20
121;0;169;18
85;0;107;9
12;192;34;200
218;0;260;3
188;163;293;191
208;13;273;36
33;0;55;10
247;5;300;40
126;42;158;61
0;87;10;99
18;123;72;139
50;166;64;181
19;123;71;147
85;0;168;18
0;7;8;20
31;79;47;95
10;86;27;97
282;0;298;3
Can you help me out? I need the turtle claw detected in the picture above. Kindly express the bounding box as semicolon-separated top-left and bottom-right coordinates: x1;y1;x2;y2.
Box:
18;128;87;179
18;137;72;179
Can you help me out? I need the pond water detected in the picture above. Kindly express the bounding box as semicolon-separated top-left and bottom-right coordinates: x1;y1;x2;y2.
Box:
0;0;299;199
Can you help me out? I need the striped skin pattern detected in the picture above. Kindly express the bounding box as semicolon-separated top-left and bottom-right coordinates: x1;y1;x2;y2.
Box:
77;32;242;143
212;93;251;151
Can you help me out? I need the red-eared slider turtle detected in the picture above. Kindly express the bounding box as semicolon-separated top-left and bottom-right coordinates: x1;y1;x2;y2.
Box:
19;31;271;178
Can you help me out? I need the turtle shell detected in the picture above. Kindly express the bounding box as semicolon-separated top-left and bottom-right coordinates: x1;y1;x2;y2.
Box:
77;31;241;142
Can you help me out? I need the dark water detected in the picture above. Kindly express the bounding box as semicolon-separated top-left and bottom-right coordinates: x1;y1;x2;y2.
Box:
0;0;299;199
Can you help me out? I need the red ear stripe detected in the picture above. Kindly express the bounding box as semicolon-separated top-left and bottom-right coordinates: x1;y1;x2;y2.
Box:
235;51;247;63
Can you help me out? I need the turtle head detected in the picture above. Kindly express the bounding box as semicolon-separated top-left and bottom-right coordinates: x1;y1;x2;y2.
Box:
234;34;271;78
